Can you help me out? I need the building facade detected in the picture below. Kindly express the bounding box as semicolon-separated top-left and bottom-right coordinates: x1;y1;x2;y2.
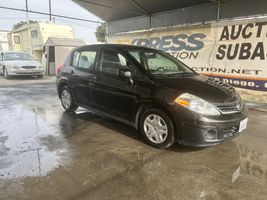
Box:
9;22;75;62
0;30;10;51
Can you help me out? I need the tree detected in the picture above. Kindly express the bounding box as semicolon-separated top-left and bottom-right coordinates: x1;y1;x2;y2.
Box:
95;23;107;43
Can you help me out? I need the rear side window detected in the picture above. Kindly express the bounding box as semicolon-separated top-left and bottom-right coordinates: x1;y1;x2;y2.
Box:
72;50;97;70
97;50;131;75
72;51;80;66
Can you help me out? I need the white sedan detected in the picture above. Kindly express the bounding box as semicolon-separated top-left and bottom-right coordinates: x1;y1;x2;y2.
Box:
0;51;44;79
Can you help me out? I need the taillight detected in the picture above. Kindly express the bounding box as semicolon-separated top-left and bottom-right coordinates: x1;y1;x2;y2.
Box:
56;64;64;74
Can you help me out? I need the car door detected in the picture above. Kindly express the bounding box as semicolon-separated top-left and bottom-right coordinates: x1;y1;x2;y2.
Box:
68;47;98;106
91;48;138;123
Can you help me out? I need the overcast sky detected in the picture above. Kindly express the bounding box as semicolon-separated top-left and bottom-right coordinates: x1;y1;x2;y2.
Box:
0;0;102;43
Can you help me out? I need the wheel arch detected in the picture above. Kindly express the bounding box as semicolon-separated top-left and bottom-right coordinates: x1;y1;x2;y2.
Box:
57;81;77;104
135;102;177;134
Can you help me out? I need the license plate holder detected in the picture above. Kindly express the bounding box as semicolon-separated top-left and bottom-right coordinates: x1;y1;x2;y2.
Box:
239;118;248;132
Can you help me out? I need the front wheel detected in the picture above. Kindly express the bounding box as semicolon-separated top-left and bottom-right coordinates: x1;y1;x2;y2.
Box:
3;67;10;79
140;108;175;149
60;86;78;113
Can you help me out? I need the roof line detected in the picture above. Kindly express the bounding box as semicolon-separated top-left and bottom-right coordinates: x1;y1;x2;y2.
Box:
75;0;147;16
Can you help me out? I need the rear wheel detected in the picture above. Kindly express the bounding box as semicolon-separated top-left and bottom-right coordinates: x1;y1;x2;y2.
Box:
60;86;78;113
140;108;175;149
3;67;10;79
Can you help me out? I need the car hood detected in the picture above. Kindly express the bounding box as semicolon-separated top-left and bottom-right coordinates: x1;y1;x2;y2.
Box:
4;60;41;67
157;74;238;103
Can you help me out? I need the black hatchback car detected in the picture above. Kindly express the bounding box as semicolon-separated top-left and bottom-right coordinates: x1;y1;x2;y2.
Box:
56;44;248;149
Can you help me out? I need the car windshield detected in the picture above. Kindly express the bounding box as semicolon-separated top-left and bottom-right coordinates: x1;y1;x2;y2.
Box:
4;52;35;61
127;49;194;75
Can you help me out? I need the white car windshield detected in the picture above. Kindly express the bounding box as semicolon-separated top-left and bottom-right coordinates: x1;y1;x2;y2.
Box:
128;49;194;75
4;53;36;61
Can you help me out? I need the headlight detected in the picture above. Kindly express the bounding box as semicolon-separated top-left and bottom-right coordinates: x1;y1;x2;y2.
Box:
175;93;221;116
9;65;20;69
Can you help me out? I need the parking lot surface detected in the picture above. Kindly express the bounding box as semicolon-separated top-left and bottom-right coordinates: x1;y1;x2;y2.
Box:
0;77;267;200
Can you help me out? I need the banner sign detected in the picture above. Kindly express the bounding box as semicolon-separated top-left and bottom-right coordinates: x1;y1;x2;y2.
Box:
108;18;267;91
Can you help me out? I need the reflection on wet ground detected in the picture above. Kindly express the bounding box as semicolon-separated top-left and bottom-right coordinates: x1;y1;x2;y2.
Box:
236;108;267;185
0;84;71;179
0;83;267;200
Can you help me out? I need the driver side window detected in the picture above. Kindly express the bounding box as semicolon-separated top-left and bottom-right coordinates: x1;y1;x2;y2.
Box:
97;50;132;75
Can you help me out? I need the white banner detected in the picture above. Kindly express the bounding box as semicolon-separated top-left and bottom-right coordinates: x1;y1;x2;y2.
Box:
108;18;267;91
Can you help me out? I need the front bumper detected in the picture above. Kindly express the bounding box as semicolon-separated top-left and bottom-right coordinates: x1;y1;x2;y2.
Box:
8;68;44;76
172;104;248;147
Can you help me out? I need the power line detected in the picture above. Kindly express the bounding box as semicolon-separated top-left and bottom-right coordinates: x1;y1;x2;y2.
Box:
0;17;48;20
56;18;97;30
0;5;103;24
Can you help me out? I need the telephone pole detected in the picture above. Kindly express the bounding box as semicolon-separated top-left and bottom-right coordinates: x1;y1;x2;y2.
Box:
25;0;32;55
48;0;52;22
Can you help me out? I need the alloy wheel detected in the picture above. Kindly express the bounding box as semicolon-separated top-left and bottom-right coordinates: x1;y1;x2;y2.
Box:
61;89;72;109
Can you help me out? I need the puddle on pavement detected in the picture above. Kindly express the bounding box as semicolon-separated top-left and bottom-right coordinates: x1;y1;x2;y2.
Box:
237;143;267;182
0;99;73;179
233;109;267;184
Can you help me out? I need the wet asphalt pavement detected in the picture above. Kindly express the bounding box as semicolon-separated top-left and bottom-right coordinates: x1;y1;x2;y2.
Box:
0;78;267;200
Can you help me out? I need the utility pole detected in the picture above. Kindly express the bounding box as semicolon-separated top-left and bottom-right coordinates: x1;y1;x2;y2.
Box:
25;0;29;23
25;0;32;55
216;0;221;21
49;0;52;22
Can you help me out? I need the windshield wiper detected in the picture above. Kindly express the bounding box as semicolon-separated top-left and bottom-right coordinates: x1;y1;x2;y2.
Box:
165;72;192;76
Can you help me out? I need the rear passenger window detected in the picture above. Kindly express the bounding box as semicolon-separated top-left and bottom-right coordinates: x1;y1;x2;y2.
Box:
72;50;97;70
97;50;130;75
72;51;80;66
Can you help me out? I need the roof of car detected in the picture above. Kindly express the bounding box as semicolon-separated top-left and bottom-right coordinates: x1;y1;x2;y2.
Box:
78;44;154;51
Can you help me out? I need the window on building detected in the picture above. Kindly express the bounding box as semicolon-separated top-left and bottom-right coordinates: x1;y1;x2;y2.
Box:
14;36;20;44
31;30;38;38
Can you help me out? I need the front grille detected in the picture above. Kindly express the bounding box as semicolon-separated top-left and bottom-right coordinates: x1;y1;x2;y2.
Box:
21;66;36;69
215;100;243;114
221;125;239;139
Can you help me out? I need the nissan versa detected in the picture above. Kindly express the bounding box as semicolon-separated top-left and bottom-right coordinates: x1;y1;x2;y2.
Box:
56;44;248;149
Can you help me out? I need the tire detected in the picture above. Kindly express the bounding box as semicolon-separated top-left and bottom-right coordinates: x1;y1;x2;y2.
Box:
3;67;10;79
60;86;78;113
140;108;175;149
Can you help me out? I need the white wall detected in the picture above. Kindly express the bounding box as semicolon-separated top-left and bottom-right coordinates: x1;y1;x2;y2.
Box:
0;31;9;51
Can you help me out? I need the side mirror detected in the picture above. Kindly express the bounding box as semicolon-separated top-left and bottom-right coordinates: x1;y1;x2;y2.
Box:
118;68;132;78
